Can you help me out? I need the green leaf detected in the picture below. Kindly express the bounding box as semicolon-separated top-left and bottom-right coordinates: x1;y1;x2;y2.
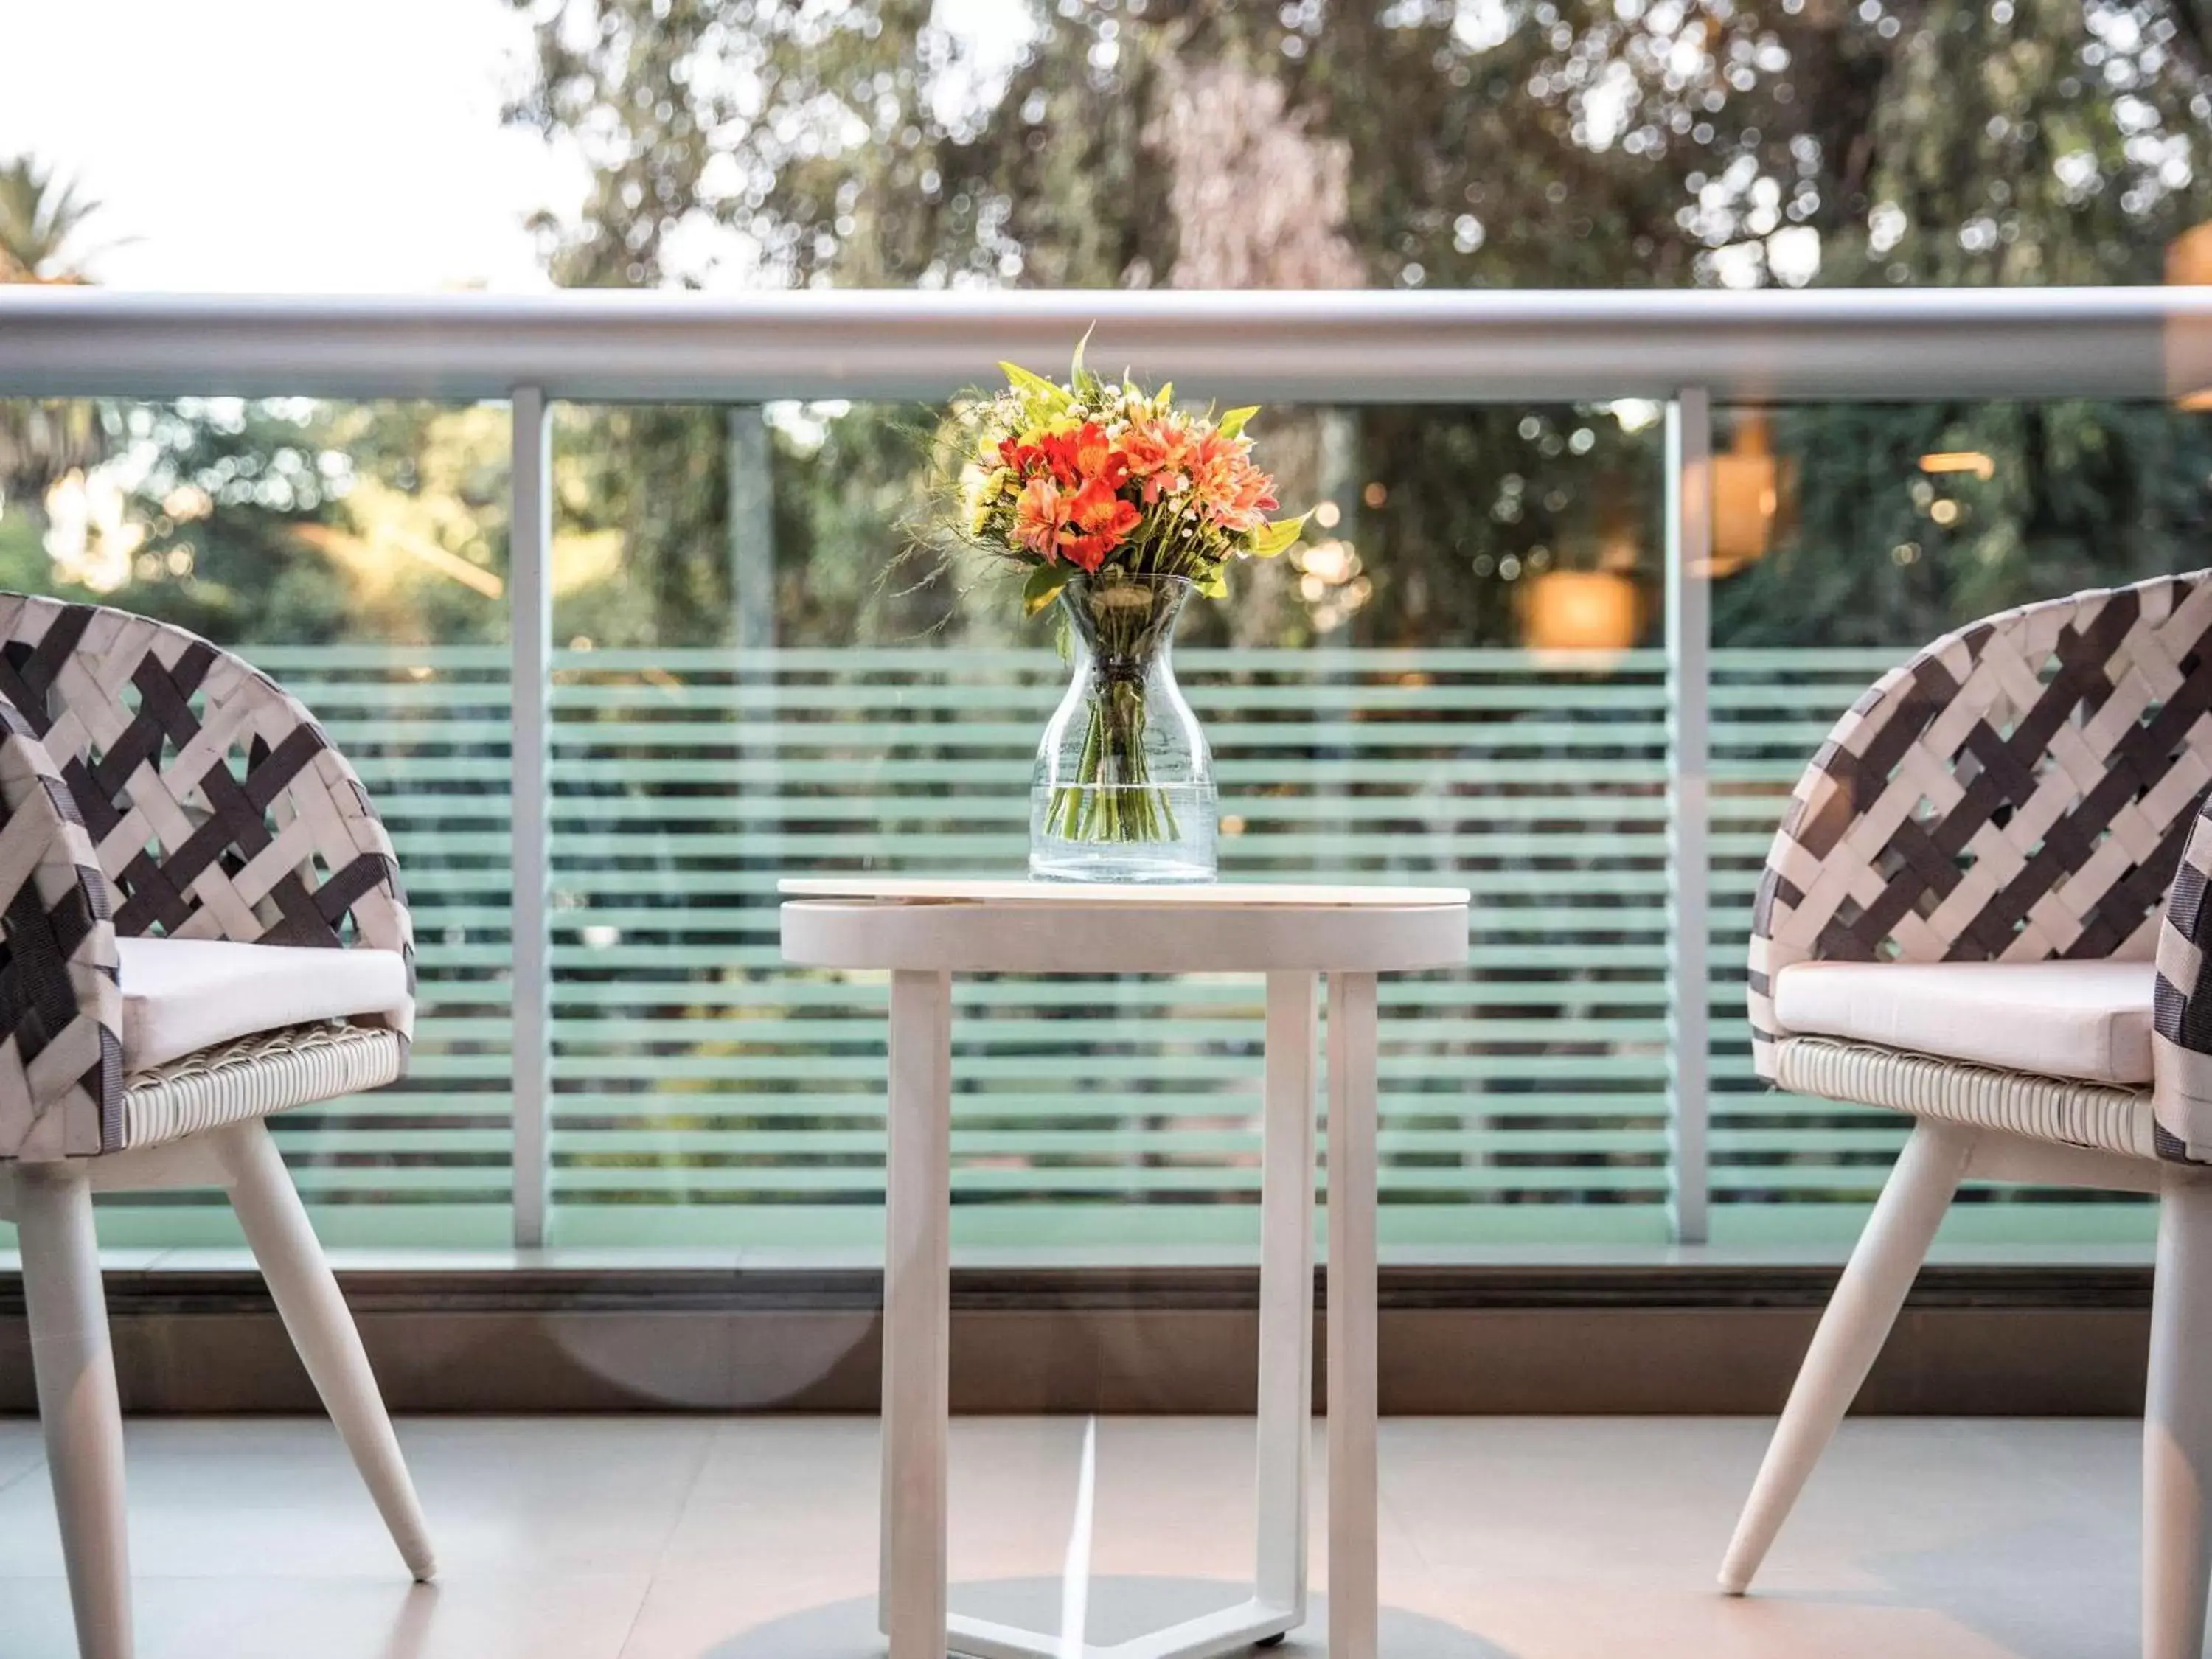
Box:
1245;512;1310;560
1022;561;1073;616
1001;361;1071;413
1217;406;1259;440
1069;324;1100;397
1194;566;1228;599
1154;380;1173;409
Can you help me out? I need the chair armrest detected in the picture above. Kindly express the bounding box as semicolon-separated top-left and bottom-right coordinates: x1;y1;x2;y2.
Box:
1750;568;2212;1081
0;695;121;1158
2154;799;2212;1158
0;595;413;1043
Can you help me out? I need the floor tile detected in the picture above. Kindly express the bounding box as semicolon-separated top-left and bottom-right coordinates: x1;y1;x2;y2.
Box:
0;1572;648;1659
0;1412;2174;1658
0;1417;712;1580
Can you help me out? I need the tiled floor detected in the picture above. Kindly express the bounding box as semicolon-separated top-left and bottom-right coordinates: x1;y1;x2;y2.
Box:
0;1414;2169;1658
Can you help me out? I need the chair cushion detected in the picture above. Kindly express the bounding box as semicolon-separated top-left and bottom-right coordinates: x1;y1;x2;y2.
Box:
1772;959;2155;1086
114;936;411;1074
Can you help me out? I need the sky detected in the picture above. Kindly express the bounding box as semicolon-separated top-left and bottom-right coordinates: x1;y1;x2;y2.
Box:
0;0;1037;293
0;0;582;291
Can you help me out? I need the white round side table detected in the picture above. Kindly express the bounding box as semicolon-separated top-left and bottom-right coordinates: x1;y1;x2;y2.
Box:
779;878;1471;1659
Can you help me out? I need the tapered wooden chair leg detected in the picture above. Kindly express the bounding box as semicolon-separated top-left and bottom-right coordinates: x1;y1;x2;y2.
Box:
2145;1172;2212;1659
1719;1121;1975;1595
214;1121;437;1582
19;1164;133;1659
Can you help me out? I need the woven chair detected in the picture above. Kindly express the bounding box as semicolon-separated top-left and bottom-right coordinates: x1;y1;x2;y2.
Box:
0;595;434;1659
1718;568;2212;1658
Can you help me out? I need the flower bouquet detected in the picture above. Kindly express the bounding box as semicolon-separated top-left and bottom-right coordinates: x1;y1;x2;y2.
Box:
939;340;1305;882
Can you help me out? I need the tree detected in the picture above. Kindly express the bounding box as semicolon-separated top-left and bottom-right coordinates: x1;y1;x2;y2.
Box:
0;156;111;284
0;156;113;515
0;150;522;647
507;0;2212;651
1717;0;2212;642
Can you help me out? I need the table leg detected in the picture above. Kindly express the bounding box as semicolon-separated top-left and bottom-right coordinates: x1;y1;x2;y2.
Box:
1256;972;1318;1619
1327;970;1379;1659
883;969;953;1659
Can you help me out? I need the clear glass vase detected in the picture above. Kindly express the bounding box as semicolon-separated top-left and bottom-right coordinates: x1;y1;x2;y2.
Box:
1029;571;1217;883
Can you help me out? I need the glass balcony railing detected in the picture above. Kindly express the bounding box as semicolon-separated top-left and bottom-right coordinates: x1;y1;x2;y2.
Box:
3;286;2208;1258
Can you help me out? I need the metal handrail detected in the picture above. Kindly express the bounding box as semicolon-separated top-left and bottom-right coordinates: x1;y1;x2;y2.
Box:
1;285;2210;403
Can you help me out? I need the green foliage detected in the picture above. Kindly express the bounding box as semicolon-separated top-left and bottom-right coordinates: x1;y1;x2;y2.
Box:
0;398;511;648
503;0;2212;651
0;154;108;282
1023;561;1071;616
549;403;729;647
17;4;2212;652
1719;401;2212;645
0;156;116;509
1724;0;2212;641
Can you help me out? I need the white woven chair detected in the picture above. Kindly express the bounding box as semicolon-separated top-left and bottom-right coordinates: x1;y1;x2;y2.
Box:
0;595;434;1659
1720;568;2212;1658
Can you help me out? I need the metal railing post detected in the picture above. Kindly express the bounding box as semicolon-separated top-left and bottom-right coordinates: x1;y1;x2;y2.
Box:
1665;389;1713;1246
510;386;554;1248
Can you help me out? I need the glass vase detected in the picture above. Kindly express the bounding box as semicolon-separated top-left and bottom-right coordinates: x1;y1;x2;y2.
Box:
1029;571;1217;883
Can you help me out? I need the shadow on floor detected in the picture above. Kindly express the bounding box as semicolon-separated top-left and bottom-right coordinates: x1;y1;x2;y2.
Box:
702;1577;1517;1658
379;1583;439;1659
1760;1517;2142;1659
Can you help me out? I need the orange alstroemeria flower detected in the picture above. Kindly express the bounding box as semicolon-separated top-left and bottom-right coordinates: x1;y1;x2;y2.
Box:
1060;476;1143;570
1012;477;1073;558
1120;412;1195;504
1190;433;1279;535
1038;421;1129;490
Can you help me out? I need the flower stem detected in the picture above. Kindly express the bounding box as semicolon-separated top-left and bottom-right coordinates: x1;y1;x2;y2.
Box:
1043;574;1190;849
1054;678;1179;843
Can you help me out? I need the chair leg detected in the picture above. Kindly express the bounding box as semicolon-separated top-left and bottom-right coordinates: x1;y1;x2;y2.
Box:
2145;1170;2212;1659
1719;1119;1975;1595
211;1121;437;1582
18;1164;133;1659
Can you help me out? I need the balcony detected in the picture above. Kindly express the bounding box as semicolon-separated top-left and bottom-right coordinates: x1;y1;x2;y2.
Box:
7;287;2211;1268
0;286;2206;1657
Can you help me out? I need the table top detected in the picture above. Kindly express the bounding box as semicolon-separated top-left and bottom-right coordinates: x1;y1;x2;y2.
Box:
778;877;1470;908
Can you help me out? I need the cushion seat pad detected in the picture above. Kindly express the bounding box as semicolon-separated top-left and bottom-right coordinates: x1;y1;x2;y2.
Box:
1772;959;2155;1088
114;936;411;1074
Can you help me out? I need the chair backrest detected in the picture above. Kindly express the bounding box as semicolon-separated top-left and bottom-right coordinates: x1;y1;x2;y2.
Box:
1750;569;2212;1074
0;595;411;959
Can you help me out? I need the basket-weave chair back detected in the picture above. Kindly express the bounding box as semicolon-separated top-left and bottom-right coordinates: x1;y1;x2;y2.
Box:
1750;569;2212;1080
0;596;411;962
